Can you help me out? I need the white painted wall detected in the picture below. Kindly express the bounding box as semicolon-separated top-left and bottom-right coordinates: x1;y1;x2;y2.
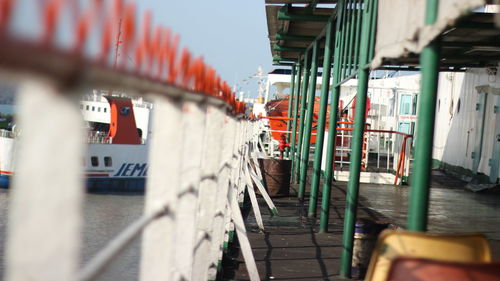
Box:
433;67;500;180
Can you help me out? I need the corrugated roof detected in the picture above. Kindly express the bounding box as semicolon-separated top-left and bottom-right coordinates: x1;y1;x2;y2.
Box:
265;2;500;68
266;5;336;64
265;0;336;4
381;12;500;68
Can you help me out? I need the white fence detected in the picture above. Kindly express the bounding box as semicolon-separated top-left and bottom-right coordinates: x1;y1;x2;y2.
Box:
5;76;266;281
0;1;271;280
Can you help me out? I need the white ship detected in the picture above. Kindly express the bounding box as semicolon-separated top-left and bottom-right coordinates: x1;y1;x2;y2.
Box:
0;90;152;192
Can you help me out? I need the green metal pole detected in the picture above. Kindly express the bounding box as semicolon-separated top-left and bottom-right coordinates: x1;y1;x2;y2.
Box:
295;51;311;184
340;0;375;277
347;0;357;75
408;0;440;232
290;62;303;176
353;0;363;70
319;0;346;233
298;41;319;200
308;21;334;218
340;0;353;79
286;65;297;158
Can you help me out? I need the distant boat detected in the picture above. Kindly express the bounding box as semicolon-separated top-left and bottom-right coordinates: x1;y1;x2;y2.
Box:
265;95;330;144
0;93;152;193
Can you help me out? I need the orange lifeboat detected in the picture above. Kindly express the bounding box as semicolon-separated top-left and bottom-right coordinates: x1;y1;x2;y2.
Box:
265;96;330;144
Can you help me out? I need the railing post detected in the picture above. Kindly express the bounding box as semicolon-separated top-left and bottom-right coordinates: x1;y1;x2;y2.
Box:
286;65;297;158
208;116;236;280
290;62;303;180
319;0;347;233
192;105;226;281
295;51;311;184
298;41;319;200
407;0;440;232
140;94;183;281
173;100;207;281
225;119;261;281
6;79;85;281
340;0;377;277
308;20;335;218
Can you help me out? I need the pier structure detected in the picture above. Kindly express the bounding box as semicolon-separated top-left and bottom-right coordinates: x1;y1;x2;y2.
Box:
0;0;499;281
268;0;500;278
0;1;265;281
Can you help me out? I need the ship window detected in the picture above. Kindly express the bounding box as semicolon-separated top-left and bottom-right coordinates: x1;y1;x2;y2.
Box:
104;157;112;167
104;108;107;113
91;156;99;167
86;105;89;110
92;106;95;111
98;107;101;112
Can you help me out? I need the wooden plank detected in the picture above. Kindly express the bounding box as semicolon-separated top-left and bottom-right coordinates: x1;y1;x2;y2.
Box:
229;187;261;281
140;95;183;281
6;78;84;281
244;160;265;231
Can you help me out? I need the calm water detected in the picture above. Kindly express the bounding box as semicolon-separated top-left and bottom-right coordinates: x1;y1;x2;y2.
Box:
0;190;144;281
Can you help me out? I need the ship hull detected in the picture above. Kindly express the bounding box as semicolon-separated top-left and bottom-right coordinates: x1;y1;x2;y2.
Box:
0;138;148;193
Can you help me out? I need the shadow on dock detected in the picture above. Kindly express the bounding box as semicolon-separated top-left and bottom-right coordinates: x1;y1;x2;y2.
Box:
226;169;500;281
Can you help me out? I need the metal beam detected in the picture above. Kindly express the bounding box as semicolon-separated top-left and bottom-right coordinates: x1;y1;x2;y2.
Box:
276;32;316;41
273;56;298;62
295;51;312;184
407;0;440;232
273;45;307;52
308;21;334;218
272;62;296;66
290;62;303;176
278;9;331;21
340;0;377;277
286;65;297;157
298;40;320;200
319;0;346;234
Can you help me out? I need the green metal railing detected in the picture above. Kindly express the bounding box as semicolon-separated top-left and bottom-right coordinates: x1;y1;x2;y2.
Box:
319;0;347;232
337;0;378;277
290;62;303;178
295;51;311;184
286;65;297;158
298;41;320;200
407;0;440;232
279;0;442;278
308;20;334;218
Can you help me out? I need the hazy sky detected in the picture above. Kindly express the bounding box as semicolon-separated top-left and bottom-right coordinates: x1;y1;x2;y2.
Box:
134;1;274;97
11;0;275;98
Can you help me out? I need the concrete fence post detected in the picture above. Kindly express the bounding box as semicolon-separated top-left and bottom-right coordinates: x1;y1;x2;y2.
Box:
140;94;183;281
6;78;85;281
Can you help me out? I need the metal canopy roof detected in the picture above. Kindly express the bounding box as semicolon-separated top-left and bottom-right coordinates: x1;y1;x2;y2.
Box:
265;0;336;4
266;5;336;64
266;3;499;69
381;12;500;68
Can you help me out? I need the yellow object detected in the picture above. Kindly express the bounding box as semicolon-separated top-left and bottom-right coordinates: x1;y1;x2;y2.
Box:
255;95;265;104
364;230;492;281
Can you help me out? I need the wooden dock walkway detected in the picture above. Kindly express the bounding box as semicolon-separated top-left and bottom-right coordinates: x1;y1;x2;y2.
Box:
229;171;500;281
